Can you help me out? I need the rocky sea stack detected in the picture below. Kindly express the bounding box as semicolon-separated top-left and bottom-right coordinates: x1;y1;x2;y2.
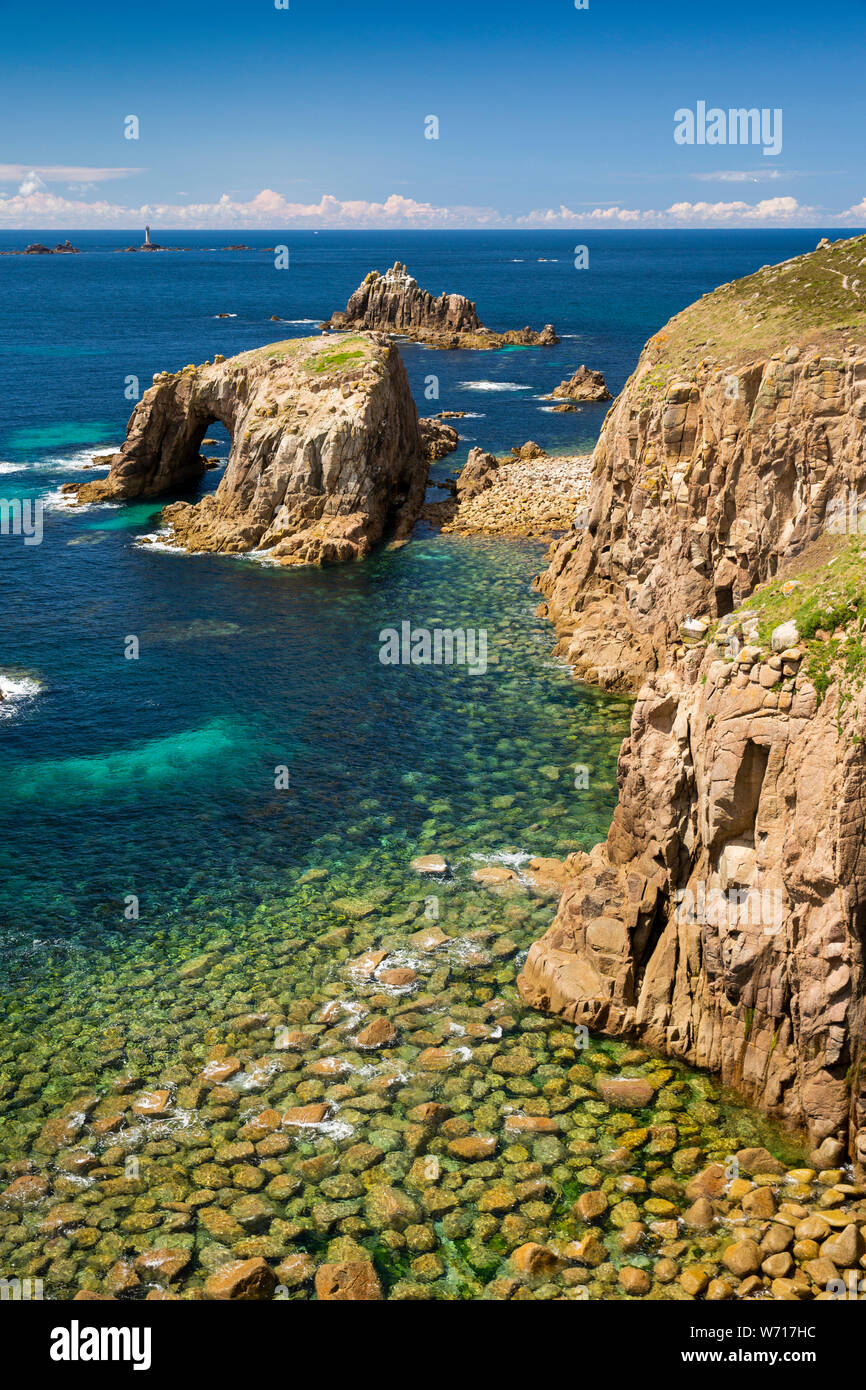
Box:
521;234;866;1164
324;262;559;350
546;365;612;402
68;333;426;565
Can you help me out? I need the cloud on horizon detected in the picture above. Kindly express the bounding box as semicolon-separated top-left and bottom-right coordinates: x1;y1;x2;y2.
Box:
0;164;142;185
0;185;864;230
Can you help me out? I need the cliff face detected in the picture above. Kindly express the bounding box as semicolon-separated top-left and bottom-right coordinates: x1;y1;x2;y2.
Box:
520;235;866;1162
325;263;558;350
519;630;866;1158
69;334;426;565
538;235;866;692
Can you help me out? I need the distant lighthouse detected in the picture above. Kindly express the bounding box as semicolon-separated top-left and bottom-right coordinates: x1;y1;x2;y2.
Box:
139;225;162;251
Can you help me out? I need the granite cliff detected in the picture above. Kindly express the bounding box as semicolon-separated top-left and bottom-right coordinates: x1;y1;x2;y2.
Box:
324;262;558;350
538;234;866;692
520;235;866;1163
68;334;425;565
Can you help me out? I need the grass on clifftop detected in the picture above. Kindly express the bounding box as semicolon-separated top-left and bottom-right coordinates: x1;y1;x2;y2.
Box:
305;337;369;374
238;334;373;370
637;233;866;397
725;534;866;706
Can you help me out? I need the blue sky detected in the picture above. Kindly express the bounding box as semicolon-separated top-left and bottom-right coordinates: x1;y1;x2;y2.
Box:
1;0;864;227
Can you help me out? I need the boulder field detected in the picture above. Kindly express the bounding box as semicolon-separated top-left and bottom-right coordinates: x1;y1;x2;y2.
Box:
520;234;866;1165
67;333;426;566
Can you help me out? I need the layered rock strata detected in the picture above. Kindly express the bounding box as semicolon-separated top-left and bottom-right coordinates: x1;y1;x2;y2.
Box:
520;235;866;1161
67;334;426;565
324;263;558;350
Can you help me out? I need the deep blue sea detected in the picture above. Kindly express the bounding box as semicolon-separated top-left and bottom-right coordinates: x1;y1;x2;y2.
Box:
0;228;844;939
0;231;824;1297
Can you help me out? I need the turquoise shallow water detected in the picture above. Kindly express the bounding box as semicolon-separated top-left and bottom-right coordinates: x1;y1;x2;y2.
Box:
0;232;822;1299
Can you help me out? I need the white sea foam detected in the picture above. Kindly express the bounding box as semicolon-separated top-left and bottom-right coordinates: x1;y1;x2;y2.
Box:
0;673;41;719
458;381;531;392
213;312;238;318
41;487;105;515
245;546;282;566
470;849;531;869
135;528;189;554
279;318;318;325
36;447;119;474
0;462;24;475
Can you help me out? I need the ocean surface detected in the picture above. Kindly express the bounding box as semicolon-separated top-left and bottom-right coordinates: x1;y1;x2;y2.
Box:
0;230;831;1298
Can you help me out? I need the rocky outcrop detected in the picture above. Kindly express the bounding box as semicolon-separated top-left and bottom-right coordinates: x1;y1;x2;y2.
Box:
456;447;500;501
419;417;459;461
519;623;866;1160
520;235;866;1162
537;234;866;692
423;446;591;539
67;334;426;565
20;241;78;255
546;365;611;402
324;263;558;350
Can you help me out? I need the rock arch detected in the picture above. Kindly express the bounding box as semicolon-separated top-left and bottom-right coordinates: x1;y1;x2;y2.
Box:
71;334;426;566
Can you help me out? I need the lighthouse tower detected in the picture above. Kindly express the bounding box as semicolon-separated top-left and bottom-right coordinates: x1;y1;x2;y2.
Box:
144;225;152;247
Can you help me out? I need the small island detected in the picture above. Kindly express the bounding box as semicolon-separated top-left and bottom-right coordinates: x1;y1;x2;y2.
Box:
323;261;559;350
545;363;611;403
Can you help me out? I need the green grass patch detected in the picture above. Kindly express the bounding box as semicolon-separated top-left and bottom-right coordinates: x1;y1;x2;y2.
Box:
717;534;866;707
632;233;866;399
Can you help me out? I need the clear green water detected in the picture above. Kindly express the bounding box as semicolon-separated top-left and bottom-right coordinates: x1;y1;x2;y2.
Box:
0;230;827;1299
0;532;807;1300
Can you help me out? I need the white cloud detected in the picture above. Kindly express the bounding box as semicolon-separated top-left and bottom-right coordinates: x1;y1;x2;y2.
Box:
17;171;46;197
0;185;856;230
0;164;141;183
692;169;784;183
665;196;805;222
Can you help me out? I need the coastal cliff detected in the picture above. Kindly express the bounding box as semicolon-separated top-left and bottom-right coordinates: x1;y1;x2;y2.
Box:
520;235;866;1162
324;262;558;349
538;234;866;691
69;333;426;565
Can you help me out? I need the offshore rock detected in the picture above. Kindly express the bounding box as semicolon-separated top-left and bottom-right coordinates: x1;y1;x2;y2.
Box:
67;334;425;566
419;417;459;461
324;262;558;350
547;364;611;402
